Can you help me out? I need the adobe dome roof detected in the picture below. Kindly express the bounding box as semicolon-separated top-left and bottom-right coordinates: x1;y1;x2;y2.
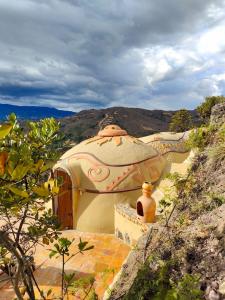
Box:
61;125;159;166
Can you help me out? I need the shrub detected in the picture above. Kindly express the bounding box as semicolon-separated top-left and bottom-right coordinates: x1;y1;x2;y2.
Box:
0;114;62;300
169;109;193;132
197;96;225;124
208;143;225;163
206;123;225;163
123;257;203;300
170;274;203;300
206;192;225;211
186;125;216;151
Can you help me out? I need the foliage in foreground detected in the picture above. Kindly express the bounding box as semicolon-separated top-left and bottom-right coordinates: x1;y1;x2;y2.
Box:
0;114;96;300
46;237;96;300
0;114;62;299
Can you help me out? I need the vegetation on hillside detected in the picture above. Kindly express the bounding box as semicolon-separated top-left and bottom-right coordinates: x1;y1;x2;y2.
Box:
169;109;193;132
197;96;225;124
110;102;225;300
169;96;225;132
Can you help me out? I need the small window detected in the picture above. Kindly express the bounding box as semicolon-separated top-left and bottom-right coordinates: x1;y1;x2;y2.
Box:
137;201;144;216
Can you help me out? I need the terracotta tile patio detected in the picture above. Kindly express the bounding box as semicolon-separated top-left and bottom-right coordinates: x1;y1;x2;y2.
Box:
0;231;130;299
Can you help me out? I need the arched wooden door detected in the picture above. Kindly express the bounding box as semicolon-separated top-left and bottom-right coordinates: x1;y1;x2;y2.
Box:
54;170;73;229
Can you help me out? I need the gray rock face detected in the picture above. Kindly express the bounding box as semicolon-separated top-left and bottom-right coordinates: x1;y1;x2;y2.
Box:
210;102;225;126
207;289;220;300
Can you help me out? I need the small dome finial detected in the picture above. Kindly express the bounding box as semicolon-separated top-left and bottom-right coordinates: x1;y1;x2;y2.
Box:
97;125;128;137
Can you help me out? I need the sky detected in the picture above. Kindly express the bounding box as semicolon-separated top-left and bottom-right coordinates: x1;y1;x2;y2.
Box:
0;0;225;112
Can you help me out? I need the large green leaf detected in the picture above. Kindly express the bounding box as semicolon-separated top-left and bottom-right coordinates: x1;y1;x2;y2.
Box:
43;179;59;194
40;161;55;173
35;159;44;170
11;164;31;180
32;186;50;197
0;124;12;139
8;186;29;198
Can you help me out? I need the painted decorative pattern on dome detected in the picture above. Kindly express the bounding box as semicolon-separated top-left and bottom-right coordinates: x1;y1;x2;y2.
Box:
88;165;110;182
85;135;143;146
105;164;137;192
149;140;188;154
63;153;164;193
67;153;111;183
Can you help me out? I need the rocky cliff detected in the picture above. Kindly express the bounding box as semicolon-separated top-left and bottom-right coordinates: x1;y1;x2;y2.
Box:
108;103;225;300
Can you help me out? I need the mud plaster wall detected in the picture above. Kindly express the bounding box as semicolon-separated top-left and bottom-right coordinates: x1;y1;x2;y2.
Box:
114;204;151;245
76;190;141;233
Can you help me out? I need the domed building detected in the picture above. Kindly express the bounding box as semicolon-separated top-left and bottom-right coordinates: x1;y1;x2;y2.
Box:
53;125;166;233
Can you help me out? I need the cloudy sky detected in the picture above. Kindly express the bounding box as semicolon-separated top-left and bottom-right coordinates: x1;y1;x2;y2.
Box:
0;0;225;111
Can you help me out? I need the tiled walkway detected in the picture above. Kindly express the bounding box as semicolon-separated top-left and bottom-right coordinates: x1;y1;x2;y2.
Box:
0;231;130;299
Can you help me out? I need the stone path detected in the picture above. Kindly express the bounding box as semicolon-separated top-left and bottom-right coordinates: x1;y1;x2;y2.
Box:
0;231;130;299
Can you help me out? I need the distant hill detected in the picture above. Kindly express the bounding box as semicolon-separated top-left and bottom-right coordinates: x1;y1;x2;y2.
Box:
0;103;74;120
60;107;200;142
0;104;200;141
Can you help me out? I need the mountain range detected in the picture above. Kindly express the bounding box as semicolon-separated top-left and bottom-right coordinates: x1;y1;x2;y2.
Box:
59;106;200;142
0;103;74;120
0;103;200;142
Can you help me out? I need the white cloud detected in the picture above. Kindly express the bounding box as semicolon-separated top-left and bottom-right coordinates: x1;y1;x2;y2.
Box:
0;0;225;111
197;23;225;55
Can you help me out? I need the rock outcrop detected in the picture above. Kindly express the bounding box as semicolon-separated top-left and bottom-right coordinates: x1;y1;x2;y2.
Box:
210;102;225;126
108;103;225;300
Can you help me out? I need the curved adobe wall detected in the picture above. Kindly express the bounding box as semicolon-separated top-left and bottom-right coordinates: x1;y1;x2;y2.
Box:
54;125;166;233
54;154;165;233
76;191;141;233
114;203;151;245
